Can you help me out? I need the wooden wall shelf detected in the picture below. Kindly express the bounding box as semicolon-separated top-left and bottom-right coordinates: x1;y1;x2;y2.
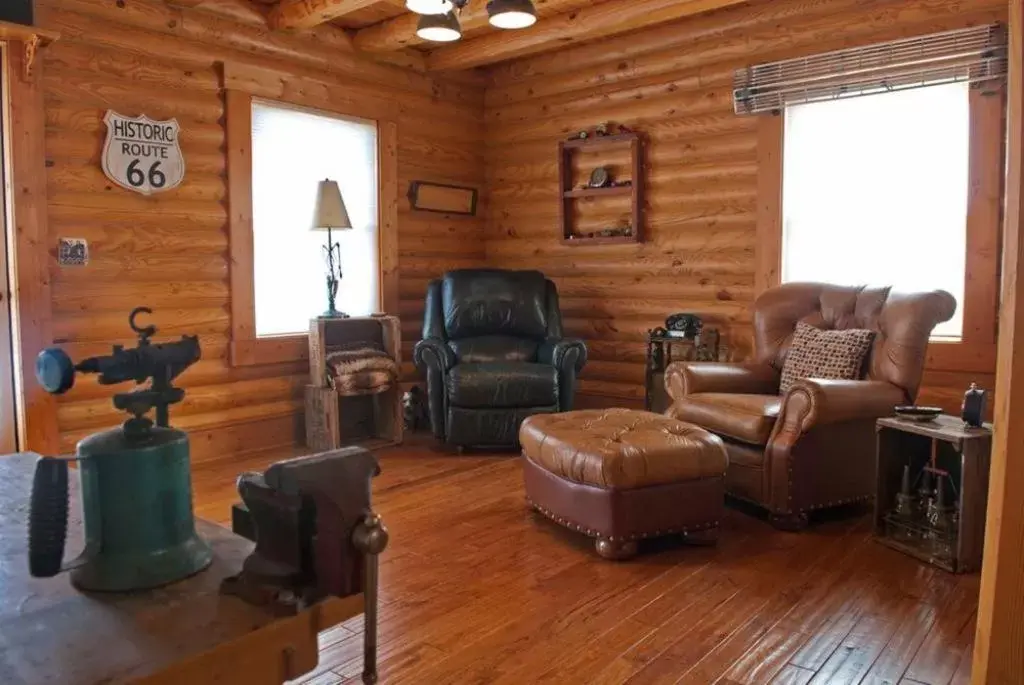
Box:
558;131;644;245
563;186;632;199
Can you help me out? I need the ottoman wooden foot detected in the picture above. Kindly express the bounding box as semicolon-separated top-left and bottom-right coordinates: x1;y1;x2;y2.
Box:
595;538;638;561
682;526;720;546
769;512;809;531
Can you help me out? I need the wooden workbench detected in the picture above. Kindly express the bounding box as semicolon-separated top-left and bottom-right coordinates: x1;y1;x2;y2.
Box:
0;453;363;685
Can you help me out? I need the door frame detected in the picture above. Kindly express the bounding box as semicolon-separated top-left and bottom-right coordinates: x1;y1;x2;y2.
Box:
1;38;58;455
0;43;17;453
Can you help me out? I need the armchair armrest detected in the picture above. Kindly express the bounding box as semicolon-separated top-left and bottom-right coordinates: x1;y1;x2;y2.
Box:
537;338;588;374
778;379;905;433
413;337;455;374
665;362;779;400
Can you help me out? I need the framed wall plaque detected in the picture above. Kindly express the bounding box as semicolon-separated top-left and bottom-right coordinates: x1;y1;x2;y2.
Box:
407;181;478;216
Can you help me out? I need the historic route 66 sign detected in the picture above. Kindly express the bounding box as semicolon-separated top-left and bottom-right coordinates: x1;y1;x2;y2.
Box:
101;111;185;195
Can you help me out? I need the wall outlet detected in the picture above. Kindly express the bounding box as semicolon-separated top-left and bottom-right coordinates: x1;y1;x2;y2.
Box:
57;238;89;267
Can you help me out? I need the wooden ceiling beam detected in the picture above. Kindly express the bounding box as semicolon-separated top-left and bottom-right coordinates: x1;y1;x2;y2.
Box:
353;0;591;53
425;0;751;70
269;0;404;30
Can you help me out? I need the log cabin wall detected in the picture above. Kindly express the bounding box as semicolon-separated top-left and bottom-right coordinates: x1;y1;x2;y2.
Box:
483;0;1008;411
32;0;485;463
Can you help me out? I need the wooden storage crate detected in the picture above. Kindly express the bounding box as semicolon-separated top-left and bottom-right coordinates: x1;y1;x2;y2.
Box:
874;415;992;573
304;315;402;450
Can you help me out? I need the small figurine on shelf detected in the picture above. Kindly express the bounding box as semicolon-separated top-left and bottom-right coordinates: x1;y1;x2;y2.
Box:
961;382;987;427
596;122;611;137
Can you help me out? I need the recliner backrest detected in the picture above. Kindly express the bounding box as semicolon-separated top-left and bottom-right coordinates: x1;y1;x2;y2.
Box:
752;283;956;401
442;269;551;340
421;269;564;365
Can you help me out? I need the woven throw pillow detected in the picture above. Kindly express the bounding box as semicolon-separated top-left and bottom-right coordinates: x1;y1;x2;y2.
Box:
778;322;875;394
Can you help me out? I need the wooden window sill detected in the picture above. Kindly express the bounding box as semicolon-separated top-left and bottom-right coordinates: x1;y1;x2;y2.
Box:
230;335;309;367
925;340;996;373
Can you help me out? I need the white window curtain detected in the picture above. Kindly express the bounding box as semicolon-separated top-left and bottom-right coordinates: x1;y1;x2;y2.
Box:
251;101;379;337
781;82;970;339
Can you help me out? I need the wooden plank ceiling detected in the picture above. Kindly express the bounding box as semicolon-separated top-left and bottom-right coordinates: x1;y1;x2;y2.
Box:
225;0;750;70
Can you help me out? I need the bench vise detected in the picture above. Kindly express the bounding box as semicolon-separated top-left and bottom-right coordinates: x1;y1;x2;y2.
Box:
221;447;388;684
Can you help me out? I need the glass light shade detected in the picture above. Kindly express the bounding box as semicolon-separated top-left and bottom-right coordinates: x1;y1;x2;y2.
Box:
487;0;536;29
416;12;462;42
407;0;453;15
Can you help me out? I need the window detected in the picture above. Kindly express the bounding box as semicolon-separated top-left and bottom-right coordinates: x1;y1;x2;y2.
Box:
781;83;970;339
251;101;379;337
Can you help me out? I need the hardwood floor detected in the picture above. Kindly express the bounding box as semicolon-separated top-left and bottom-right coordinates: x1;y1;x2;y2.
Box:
191;439;980;685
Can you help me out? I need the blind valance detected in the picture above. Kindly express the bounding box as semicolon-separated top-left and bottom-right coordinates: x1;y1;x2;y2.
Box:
733;24;1008;115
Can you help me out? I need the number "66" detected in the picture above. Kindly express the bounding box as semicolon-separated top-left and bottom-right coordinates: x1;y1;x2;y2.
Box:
126;159;166;189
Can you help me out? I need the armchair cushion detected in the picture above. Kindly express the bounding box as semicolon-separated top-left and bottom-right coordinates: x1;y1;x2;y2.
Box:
665;362;780;400
446;363;558;408
669;393;782;446
778;322;875;394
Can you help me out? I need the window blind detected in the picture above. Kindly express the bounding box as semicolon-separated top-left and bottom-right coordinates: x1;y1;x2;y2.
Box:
733;24;1007;115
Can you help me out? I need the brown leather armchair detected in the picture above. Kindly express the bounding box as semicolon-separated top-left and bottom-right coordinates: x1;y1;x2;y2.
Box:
665;283;956;529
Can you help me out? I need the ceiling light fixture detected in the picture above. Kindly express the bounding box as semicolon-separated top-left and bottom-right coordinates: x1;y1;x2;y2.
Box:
416;11;463;42
406;0;453;15
486;0;536;29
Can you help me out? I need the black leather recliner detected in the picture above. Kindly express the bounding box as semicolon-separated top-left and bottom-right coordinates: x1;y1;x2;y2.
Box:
413;269;587;448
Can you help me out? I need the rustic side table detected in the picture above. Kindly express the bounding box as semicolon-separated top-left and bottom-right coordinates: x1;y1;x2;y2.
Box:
305;315;403;451
644;328;719;412
874;415;993;573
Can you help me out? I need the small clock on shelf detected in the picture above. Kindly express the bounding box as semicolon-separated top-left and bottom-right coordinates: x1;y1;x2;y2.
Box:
588;166;611;188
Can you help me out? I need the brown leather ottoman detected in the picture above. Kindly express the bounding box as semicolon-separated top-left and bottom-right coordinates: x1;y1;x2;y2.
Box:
520;408;728;560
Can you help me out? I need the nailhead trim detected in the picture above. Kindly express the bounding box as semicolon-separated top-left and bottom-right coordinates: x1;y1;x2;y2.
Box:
526;498;718;542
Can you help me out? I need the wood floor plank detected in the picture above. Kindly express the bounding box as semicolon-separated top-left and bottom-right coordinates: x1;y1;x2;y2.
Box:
903;582;980;684
859;603;938;685
187;439;981;685
769;664;816;685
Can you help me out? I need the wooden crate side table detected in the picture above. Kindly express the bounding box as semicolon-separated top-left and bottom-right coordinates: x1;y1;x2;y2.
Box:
874;415;992;573
305;315;402;450
643;329;720;412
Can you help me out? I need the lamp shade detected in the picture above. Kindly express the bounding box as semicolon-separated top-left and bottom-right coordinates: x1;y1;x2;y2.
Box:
312;179;352;231
416;11;462;42
487;0;536;29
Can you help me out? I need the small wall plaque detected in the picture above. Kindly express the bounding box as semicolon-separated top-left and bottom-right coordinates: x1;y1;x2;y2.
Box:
58;238;88;266
407;181;477;216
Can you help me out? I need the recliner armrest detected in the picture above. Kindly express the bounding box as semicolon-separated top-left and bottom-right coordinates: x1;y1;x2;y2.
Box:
413;337;455;373
665;362;779;400
777;378;905;432
537;338;587;374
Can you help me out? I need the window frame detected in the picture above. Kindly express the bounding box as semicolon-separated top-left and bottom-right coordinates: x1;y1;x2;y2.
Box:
226;71;398;368
755;82;1005;373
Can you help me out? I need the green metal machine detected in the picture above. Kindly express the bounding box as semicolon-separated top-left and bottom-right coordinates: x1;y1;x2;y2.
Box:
28;307;213;592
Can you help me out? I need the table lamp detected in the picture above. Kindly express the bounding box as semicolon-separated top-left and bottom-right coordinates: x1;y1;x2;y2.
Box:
312;179;352;318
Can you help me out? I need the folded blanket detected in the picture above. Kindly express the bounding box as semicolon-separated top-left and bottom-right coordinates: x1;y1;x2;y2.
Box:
326;345;398;396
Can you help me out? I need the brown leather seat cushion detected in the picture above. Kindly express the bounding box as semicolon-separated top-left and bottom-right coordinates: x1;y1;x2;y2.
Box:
670;393;781;446
520;408;727;490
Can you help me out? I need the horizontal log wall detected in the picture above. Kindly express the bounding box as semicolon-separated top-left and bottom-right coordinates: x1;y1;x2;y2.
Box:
484;0;1007;411
35;0;484;463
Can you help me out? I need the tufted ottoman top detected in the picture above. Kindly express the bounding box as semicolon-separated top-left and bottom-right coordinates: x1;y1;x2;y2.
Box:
519;408;728;490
